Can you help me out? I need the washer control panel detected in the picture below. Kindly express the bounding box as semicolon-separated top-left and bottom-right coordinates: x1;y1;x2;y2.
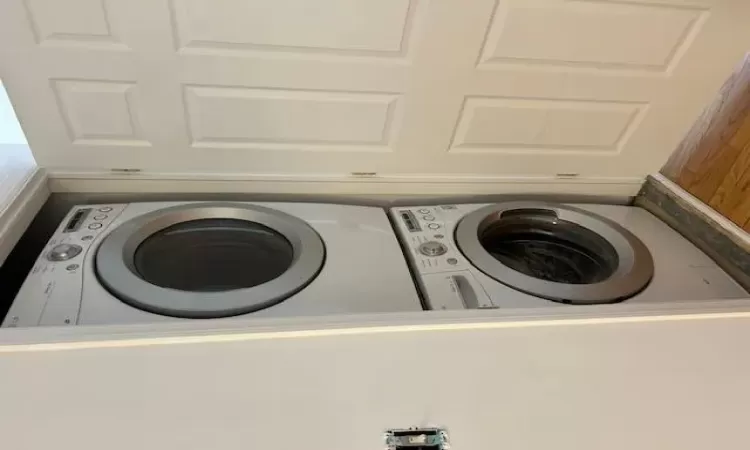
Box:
391;206;471;275
2;204;127;328
390;205;495;310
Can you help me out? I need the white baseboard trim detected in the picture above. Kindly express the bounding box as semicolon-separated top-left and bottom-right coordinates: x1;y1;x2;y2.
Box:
0;168;49;266
650;173;750;247
48;171;644;197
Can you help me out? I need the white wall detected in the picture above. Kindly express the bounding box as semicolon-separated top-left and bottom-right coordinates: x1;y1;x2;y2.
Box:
0;81;36;215
0;81;28;145
0;81;41;264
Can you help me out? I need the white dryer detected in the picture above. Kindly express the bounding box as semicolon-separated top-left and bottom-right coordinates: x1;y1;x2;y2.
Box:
3;202;422;327
390;202;748;310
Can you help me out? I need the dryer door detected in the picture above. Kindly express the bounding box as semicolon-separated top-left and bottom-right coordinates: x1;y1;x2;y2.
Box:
455;202;653;304
96;203;325;318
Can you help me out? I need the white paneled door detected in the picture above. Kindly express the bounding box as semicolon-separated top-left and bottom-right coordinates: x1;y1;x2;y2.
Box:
1;0;749;191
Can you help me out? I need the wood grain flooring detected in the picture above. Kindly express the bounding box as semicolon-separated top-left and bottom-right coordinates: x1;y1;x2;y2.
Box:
662;54;750;232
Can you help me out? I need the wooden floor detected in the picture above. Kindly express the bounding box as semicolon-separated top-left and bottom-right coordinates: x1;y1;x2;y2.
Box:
662;54;750;232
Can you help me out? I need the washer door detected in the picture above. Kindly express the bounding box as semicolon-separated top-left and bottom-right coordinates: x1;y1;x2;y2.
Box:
96;203;325;318
455;202;653;304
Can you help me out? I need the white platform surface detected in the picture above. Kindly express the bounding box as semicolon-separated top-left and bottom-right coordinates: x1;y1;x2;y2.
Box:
1;304;750;450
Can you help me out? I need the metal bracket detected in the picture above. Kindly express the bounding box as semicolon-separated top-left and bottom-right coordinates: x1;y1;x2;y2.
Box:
384;427;450;450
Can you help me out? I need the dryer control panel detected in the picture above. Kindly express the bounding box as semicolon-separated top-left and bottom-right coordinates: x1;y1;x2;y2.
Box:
2;204;127;328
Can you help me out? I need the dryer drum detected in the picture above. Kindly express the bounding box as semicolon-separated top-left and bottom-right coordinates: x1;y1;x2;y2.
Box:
455;202;654;305
95;203;325;319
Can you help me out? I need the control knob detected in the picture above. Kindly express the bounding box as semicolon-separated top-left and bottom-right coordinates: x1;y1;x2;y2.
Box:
47;244;83;262
419;241;448;257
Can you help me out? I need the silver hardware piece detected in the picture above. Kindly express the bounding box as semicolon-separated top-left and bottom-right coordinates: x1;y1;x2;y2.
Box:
384;427;450;450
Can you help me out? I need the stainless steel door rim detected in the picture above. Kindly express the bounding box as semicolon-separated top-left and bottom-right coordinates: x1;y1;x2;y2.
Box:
455;202;654;304
96;202;325;318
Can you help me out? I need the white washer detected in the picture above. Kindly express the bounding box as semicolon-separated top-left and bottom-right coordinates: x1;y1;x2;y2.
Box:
390;202;748;310
3;202;422;327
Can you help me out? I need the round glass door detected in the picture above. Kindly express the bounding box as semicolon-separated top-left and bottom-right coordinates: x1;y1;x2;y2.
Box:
96;203;325;318
133;219;294;292
479;213;618;285
455;203;653;304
